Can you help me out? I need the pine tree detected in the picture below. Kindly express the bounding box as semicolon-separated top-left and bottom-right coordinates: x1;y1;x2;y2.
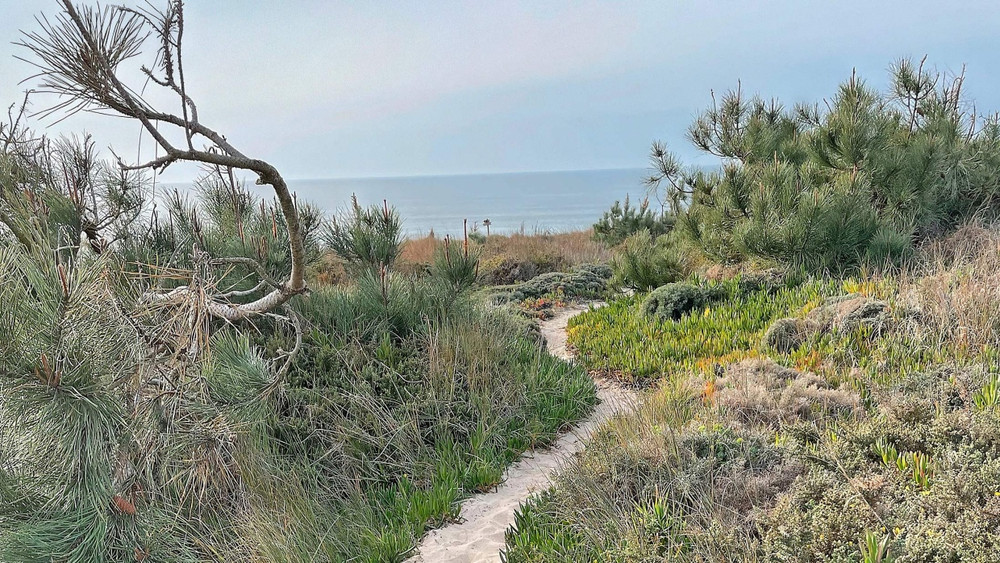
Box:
649;60;1000;272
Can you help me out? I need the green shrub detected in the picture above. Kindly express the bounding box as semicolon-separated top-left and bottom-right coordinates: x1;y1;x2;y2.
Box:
491;264;612;304
641;282;721;322
323;195;402;275
593;195;674;246
575;262;613;280
647;60;1000;273
610;230;688;292
735;269;793;295
431;235;481;295
763;294;889;353
762;317;813;353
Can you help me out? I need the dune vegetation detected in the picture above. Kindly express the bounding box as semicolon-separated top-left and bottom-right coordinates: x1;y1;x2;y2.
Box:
0;139;599;561
0;3;600;562
502;62;1000;562
4;2;1000;562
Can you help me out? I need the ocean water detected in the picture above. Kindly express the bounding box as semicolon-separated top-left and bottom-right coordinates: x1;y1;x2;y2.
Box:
161;168;653;237
283;168;652;237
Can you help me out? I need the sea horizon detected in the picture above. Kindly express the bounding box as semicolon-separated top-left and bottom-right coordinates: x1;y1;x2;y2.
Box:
162;167;660;238
283;165;649;183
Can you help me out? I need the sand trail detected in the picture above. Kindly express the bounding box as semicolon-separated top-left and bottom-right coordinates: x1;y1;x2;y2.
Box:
407;304;636;563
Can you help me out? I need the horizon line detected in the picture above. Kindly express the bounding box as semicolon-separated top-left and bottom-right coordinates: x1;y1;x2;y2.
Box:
293;165;650;182
156;165;651;185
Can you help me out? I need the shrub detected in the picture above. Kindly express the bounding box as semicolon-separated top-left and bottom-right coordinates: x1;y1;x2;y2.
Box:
480;254;547;285
610;230;688;292
763;295;889;353
273;279;596;560
735;269;792;295
323;195;402;275
593;195;674;246
642;282;721;322
431;234;481;295
492;264;613;304
715;359;860;429
762;317;814;353
576;262;612;280
647;60;1000;273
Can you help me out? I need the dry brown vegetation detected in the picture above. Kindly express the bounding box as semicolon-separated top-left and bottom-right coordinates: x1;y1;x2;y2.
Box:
715;359;861;430
902;223;1000;352
399;229;612;284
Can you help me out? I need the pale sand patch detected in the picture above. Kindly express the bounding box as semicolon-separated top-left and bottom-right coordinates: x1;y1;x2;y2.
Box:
407;303;637;563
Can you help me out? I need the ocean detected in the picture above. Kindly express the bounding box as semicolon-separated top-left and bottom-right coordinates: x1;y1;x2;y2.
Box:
166;168;653;238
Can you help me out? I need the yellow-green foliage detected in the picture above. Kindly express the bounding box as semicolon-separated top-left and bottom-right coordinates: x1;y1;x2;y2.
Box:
567;279;833;383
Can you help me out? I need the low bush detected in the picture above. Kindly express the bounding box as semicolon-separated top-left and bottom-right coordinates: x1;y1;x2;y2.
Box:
714;359;860;429
491;264;613;305
763;294;889;353
592;195;674;246
480;254;551;285
269;279;597;560
734;268;792;295
641;281;723;322
609;230;689;292
762;317;815;353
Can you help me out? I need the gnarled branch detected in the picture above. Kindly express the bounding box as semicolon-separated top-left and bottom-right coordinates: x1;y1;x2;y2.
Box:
19;0;307;319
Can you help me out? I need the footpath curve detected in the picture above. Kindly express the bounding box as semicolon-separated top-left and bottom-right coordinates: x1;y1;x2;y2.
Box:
408;304;636;563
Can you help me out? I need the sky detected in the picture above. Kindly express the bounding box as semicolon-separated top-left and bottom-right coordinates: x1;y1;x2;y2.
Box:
2;1;1000;182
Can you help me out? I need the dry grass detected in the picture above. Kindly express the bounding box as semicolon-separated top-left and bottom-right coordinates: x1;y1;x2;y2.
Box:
402;229;610;266
480;230;612;266
314;229;611;287
399;233;440;266
715;359;860;429
400;229;613;284
902;223;1000;352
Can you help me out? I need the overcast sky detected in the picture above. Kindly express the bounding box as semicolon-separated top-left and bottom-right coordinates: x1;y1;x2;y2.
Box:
2;1;1000;181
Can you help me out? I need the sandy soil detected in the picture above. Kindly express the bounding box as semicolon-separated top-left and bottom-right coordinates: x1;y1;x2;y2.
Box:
406;304;637;563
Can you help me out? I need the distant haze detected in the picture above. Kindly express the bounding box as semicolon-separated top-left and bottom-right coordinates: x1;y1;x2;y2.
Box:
3;1;1000;182
166;167;655;237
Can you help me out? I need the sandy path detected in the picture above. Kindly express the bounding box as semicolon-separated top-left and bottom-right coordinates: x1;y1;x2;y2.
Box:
406;304;636;563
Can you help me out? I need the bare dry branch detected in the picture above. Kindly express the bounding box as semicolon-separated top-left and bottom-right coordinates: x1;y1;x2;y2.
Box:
20;0;308;320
